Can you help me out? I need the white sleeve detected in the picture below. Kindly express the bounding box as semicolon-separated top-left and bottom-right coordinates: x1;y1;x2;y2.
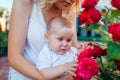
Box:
71;47;77;54
71;47;78;60
36;45;52;71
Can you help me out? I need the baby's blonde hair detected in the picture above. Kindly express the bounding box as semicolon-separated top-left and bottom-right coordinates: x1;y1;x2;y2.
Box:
47;16;73;34
35;0;81;19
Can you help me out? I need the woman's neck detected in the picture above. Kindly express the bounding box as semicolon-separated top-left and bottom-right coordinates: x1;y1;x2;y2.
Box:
46;4;62;16
42;5;62;25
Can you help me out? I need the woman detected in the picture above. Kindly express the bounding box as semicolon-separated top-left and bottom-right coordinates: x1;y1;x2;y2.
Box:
8;0;81;80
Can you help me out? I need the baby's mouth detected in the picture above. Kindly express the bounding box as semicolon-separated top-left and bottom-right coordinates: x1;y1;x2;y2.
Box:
61;48;66;52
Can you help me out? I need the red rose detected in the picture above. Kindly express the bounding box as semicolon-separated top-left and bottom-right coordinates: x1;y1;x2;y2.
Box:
78;9;89;26
108;23;120;42
114;60;120;70
92;45;107;57
82;0;99;9
77;47;94;61
111;0;120;10
108;24;115;33
73;76;81;80
88;8;101;24
79;8;101;27
85;42;93;46
77;44;106;60
75;58;99;79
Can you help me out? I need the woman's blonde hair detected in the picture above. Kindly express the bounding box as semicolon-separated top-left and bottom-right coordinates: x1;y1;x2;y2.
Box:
35;0;81;19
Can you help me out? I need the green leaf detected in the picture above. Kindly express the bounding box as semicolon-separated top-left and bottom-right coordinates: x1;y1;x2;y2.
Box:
111;10;120;17
101;17;110;23
101;25;108;31
100;71;113;80
107;41;120;60
88;24;101;30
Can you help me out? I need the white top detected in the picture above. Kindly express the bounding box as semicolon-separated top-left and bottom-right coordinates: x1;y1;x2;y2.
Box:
36;44;77;70
24;4;47;65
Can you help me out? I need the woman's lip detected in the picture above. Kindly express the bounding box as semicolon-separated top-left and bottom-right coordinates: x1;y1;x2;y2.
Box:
64;1;71;6
65;0;73;5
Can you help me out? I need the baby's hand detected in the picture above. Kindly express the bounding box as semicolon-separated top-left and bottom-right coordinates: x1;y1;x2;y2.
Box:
77;42;93;54
61;61;77;77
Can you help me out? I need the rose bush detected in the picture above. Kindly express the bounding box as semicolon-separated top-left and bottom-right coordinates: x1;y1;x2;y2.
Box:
74;0;120;80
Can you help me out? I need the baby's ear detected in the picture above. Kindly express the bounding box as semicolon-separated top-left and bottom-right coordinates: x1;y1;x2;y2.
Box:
44;33;49;42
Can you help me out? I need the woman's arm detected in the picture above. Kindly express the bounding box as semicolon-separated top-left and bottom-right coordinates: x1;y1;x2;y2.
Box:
72;18;78;48
8;0;45;79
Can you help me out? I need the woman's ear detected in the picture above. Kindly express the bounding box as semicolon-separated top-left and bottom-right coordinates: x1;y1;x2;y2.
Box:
44;33;49;42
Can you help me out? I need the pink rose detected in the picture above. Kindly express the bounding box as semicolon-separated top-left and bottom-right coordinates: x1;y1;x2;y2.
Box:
75;58;99;79
108;23;120;42
111;0;120;10
82;0;99;9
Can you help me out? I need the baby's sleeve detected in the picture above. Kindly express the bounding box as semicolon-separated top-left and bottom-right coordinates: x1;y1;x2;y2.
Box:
36;45;52;71
71;47;78;60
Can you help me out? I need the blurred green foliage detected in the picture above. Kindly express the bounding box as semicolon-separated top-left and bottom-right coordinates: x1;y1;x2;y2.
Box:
0;7;4;17
0;31;8;57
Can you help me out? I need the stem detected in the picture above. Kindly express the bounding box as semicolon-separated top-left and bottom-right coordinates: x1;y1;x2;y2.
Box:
99;57;104;70
94;76;100;80
100;28;112;40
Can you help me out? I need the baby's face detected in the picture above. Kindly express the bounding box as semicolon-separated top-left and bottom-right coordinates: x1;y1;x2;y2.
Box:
47;27;74;55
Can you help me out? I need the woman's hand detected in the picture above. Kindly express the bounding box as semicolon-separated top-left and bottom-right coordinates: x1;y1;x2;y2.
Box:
53;74;73;80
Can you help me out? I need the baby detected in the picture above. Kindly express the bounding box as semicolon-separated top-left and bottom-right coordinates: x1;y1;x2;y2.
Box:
36;16;77;80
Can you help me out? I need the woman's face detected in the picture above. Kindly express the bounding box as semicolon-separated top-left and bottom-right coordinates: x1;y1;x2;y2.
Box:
54;0;76;9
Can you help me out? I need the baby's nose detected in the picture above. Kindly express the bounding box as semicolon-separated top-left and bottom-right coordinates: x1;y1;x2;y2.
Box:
63;41;67;46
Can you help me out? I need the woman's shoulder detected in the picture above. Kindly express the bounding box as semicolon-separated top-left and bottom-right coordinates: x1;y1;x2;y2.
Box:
30;3;43;20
